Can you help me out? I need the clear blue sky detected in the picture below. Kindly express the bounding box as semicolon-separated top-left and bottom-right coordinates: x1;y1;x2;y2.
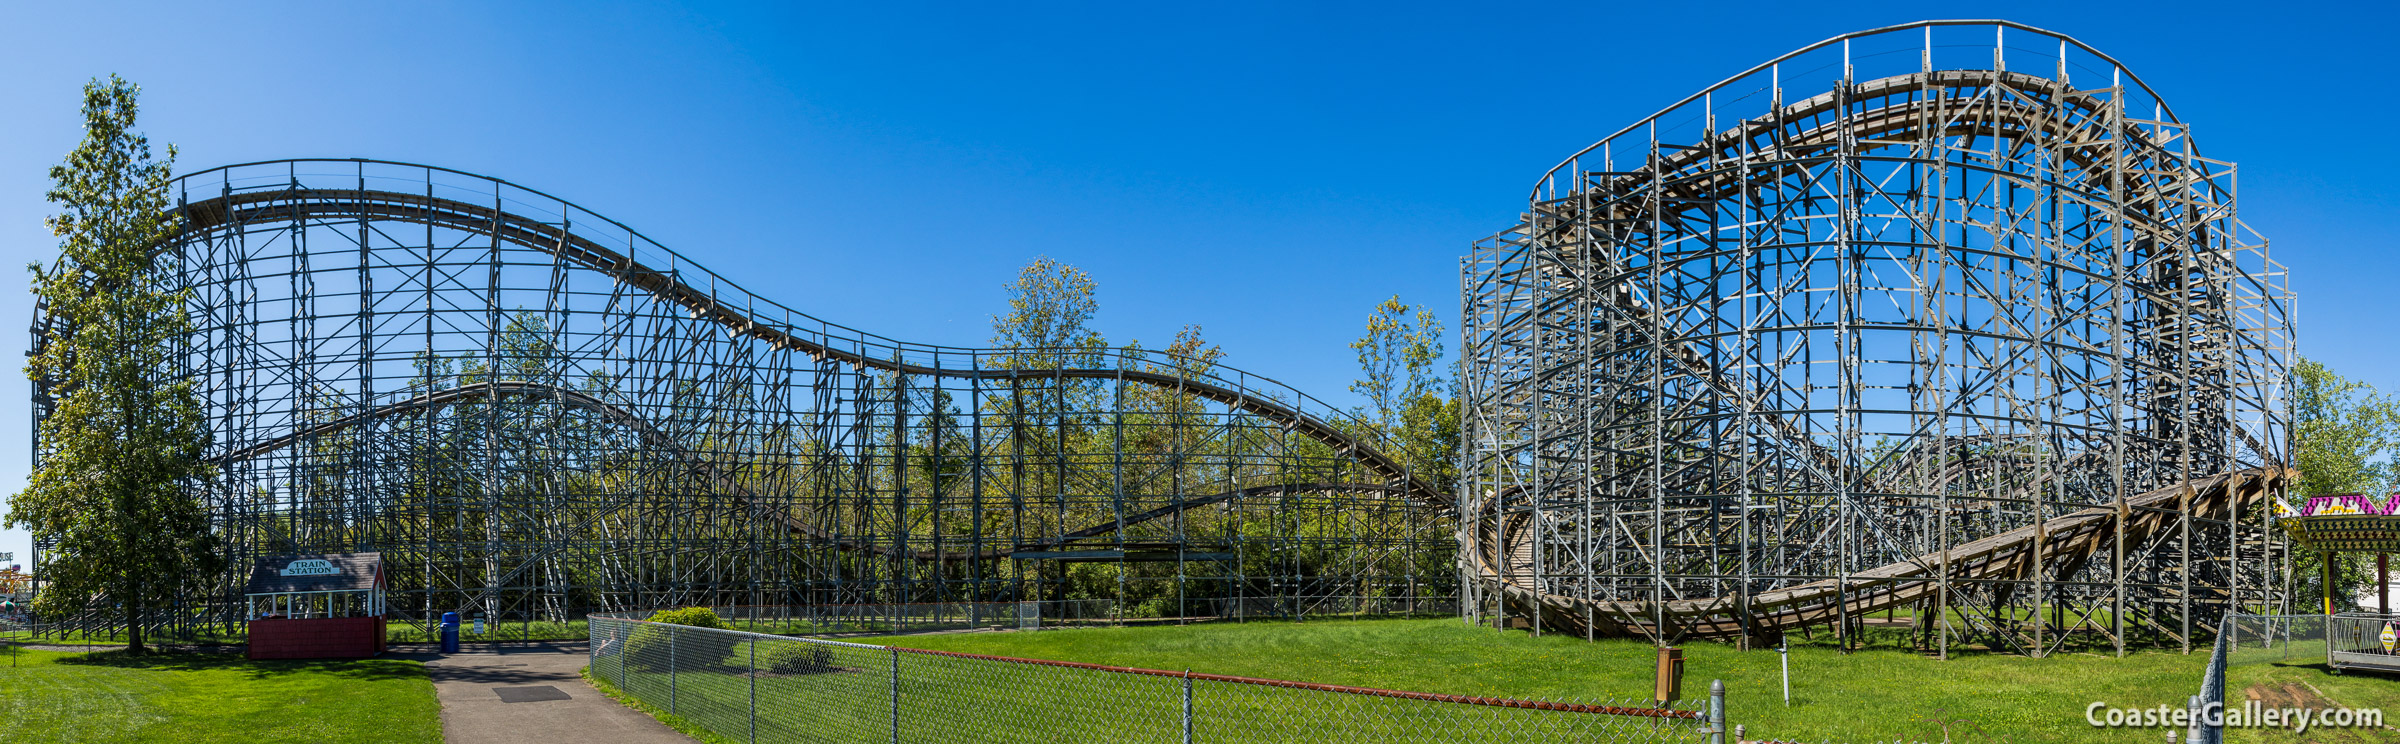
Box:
1;1;2393;563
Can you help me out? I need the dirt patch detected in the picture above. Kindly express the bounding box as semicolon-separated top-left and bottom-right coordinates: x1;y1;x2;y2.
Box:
2244;681;2333;710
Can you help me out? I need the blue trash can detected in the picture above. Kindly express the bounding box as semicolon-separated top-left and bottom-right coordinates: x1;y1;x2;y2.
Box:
440;611;460;654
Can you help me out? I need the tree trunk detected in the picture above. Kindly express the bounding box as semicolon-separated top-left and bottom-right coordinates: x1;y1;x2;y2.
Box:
127;583;145;654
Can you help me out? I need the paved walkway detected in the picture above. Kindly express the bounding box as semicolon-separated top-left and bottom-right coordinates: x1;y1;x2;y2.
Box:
389;641;691;744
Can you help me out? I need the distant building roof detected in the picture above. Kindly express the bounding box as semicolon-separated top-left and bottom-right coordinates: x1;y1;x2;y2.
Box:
246;553;382;594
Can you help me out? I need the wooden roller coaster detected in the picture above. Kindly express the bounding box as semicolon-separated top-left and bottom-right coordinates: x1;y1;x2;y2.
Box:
1461;21;2296;654
47;157;1457;623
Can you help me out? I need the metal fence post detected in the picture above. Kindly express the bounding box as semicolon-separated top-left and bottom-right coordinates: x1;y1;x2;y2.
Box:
1708;679;1725;744
1181;670;1194;744
749;635;758;744
670;628;678;715
1778;643;1789;706
889;646;901;744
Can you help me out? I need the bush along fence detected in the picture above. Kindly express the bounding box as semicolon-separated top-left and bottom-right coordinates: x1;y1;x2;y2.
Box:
588;612;1722;743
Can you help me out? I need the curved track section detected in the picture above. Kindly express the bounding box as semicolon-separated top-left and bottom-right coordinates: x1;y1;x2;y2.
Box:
172;186;1432;495
45;159;1453;621
1461;21;2295;654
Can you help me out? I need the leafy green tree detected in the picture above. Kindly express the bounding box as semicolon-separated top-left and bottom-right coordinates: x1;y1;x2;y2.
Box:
2292;358;2400;498
1120;324;1226;455
9;76;219;653
986;255;1109;473
1398;391;1459;493
2289;358;2400;610
1349;297;1442;431
1349;296;1455;489
989;255;1105;370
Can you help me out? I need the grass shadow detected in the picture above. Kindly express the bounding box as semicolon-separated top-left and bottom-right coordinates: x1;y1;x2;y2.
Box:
58;649;428;681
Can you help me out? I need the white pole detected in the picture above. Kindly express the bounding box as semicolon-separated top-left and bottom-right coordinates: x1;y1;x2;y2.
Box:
1779;643;1790;706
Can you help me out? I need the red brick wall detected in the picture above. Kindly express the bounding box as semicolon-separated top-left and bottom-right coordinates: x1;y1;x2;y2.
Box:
248;616;385;660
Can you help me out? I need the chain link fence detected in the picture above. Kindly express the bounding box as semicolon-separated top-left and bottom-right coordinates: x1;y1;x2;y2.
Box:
2194;613;2375;744
2184;614;2232;744
589;613;1712;743
641;601;1119;634
376;601;1124;644
2223;613;2327;667
622;601;1122;635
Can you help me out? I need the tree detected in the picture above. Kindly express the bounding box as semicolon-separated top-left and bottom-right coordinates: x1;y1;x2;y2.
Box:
2288;358;2400;611
9;76;220;653
1398;390;1460;493
2291;358;2400;498
987;256;1108;439
989;256;1105;370
1349;297;1443;433
1350;296;1457;491
1125;324;1225;418
1159;324;1225;378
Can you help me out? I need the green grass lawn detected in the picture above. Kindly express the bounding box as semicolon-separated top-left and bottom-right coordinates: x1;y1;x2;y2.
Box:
0;646;441;743
591;623;1704;744
3;626;251;646
2211;641;2400;744
848;618;2400;744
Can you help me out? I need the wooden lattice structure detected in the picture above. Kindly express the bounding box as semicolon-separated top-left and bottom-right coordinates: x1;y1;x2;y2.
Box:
29;160;1453;635
1461;21;2295;656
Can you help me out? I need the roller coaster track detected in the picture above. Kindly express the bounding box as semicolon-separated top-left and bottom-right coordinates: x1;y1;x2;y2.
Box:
175;185;1438;504
215;380;1399;562
1559;69;2213;218
158;176;1450;581
1507;66;2246;496
1470;467;2292;641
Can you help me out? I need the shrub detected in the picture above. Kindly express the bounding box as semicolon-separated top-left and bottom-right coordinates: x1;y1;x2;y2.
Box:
1131;597;1174;619
623;607;739;671
721;639;837;674
620;626;674;672
758;641;836;675
644;607;729;630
